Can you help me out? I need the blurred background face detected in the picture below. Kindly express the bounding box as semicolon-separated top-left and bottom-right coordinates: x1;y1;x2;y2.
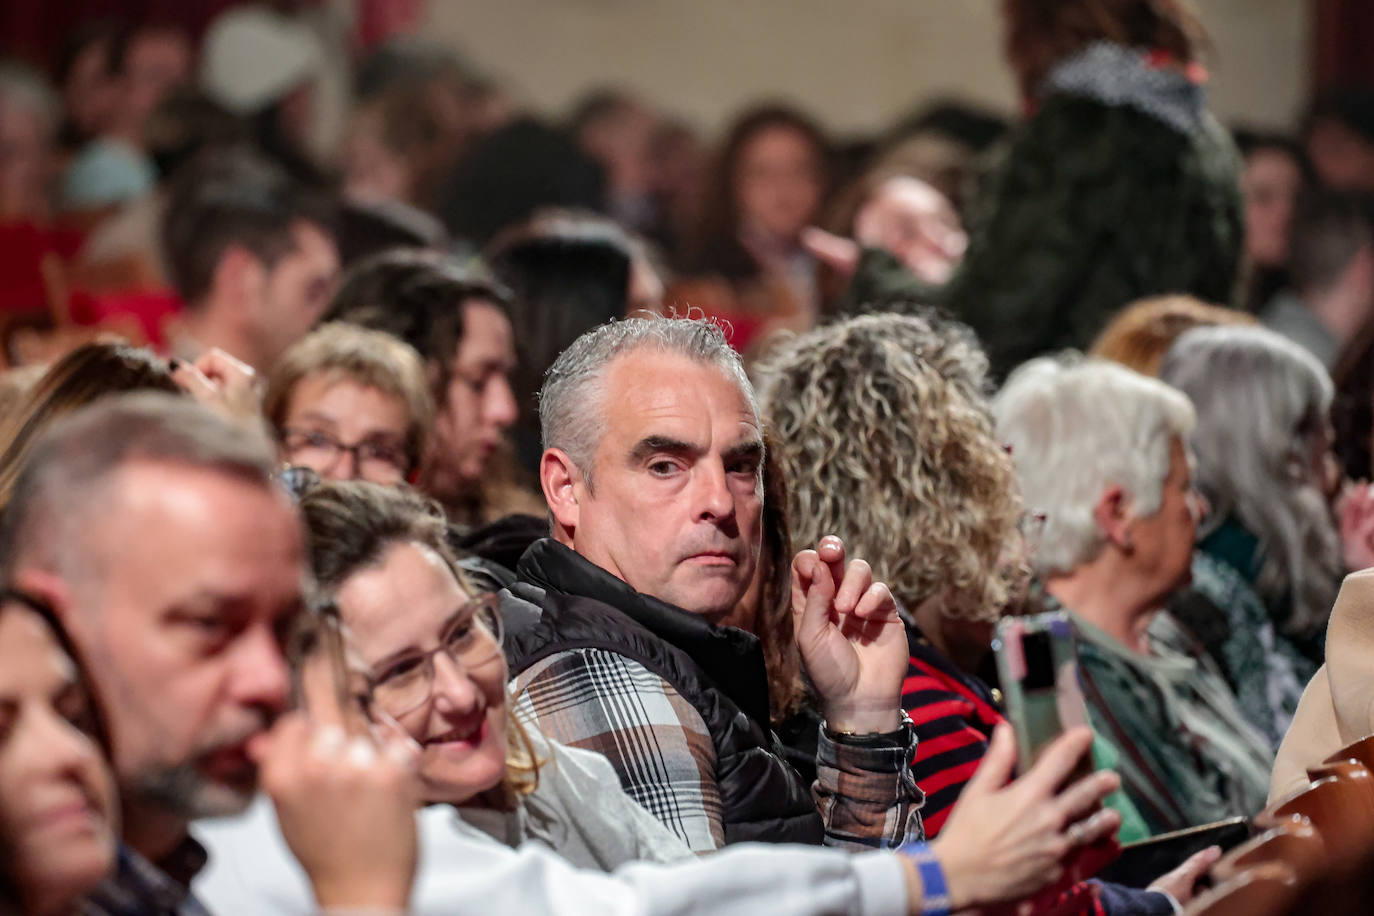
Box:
733;124;823;242
343;109;412;204
120;28;192;135
426;301;518;494
280;373;412;484
0;100;53;222
0;605;117;913
334;541;508;805
1242;147;1303;268
61;38;116;141
1308;118;1374;192
254;221;341;370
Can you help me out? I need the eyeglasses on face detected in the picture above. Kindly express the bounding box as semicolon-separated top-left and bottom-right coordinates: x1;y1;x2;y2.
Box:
281;427;410;483
368;594;504;718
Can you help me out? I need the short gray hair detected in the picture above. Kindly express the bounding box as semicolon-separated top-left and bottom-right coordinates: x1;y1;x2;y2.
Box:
538;316;757;476
1159;324;1339;636
992;355;1196;577
0;393;279;580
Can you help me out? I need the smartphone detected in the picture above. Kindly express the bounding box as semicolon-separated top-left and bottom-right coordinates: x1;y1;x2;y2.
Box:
993;612;1092;777
1097;817;1251;887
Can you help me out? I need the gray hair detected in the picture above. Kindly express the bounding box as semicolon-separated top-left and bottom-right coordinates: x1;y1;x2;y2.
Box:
0;60;59;135
538;316;757;478
0;393;279;581
992;355;1196;578
1159;324;1339;636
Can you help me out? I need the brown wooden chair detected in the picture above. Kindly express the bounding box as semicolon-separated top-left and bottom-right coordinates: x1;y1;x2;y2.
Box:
1324;734;1374;772
1182;862;1299;915
1255;775;1374;864
1306;759;1374;811
1210;821;1324;883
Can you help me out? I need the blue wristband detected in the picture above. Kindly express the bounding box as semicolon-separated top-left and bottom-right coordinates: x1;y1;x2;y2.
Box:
898;841;951;916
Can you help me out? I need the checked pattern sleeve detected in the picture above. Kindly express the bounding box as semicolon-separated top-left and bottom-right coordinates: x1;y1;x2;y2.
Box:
511;648;726;852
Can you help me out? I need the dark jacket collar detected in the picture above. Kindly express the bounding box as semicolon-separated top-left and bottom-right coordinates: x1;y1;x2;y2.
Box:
517;538;774;727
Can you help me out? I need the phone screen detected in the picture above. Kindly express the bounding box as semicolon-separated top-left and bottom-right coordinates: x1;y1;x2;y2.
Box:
995;613;1093;778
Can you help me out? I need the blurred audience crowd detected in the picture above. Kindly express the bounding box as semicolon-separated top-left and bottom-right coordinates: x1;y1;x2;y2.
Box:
2;0;1374;914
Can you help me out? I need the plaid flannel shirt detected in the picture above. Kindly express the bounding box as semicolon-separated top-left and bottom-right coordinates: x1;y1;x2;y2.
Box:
82;839;213;916
513;647;924;853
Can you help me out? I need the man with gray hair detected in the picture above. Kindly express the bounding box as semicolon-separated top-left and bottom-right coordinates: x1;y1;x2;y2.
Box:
994;356;1273;833
0;393;307;914
504;315;924;852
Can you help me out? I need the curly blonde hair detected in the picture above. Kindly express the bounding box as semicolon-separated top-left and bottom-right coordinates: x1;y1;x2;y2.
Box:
755;313;1023;621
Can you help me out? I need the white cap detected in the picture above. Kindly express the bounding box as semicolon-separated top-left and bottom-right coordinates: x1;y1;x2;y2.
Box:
199;6;323;115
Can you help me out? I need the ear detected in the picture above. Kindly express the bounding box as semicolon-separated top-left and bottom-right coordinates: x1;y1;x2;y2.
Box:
1093;484;1134;551
10;568;79;631
540;448;583;537
215;244;265;313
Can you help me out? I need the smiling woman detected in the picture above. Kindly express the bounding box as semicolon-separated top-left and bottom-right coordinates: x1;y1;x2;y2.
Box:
0;592;118;916
293;479;692;871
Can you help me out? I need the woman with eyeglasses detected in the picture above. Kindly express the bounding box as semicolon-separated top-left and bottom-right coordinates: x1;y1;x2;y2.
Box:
299;480;693;869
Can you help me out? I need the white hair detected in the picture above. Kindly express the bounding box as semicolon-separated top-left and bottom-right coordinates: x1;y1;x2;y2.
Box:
538;315;758;483
1159;324;1339;636
992;355;1196;577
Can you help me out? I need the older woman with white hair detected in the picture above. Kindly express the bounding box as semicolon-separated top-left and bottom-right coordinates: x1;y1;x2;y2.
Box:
994;356;1273;833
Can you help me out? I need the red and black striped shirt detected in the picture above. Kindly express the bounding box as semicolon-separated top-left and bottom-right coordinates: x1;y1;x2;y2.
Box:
901;628;1006;837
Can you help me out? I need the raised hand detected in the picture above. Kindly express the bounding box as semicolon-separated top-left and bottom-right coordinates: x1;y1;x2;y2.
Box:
170;347;262;425
1338;480;1374;572
929;724;1121;911
250;631;421;912
792;535;907;734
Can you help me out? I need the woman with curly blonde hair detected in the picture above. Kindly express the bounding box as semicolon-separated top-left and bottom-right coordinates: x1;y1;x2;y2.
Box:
756;312;1023;644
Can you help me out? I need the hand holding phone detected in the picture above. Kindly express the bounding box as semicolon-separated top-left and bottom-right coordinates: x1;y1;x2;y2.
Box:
993;612;1093;778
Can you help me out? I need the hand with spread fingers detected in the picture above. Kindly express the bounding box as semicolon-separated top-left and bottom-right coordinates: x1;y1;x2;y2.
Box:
792;535;908;735
928;723;1122;911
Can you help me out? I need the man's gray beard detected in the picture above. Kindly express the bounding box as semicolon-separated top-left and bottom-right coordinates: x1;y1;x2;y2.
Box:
133;764;254;821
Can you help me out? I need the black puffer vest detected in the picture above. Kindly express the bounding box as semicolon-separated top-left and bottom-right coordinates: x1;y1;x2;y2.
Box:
502;539;824;846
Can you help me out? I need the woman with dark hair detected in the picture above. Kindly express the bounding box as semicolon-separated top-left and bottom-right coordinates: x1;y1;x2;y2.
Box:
0;342;180;513
720;434;804;728
677;105;833;349
0;591;117;916
835;0;1243;379
485;209;663;472
0;341;260;516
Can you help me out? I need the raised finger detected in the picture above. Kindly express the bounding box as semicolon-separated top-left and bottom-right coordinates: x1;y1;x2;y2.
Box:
1051;770;1120;828
1065;807;1120;848
816;535;847;590
963;721;1017;796
796;557;837;642
833;558;873;616
851;581;897;623
1016;726;1095;797
791;549;820;614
